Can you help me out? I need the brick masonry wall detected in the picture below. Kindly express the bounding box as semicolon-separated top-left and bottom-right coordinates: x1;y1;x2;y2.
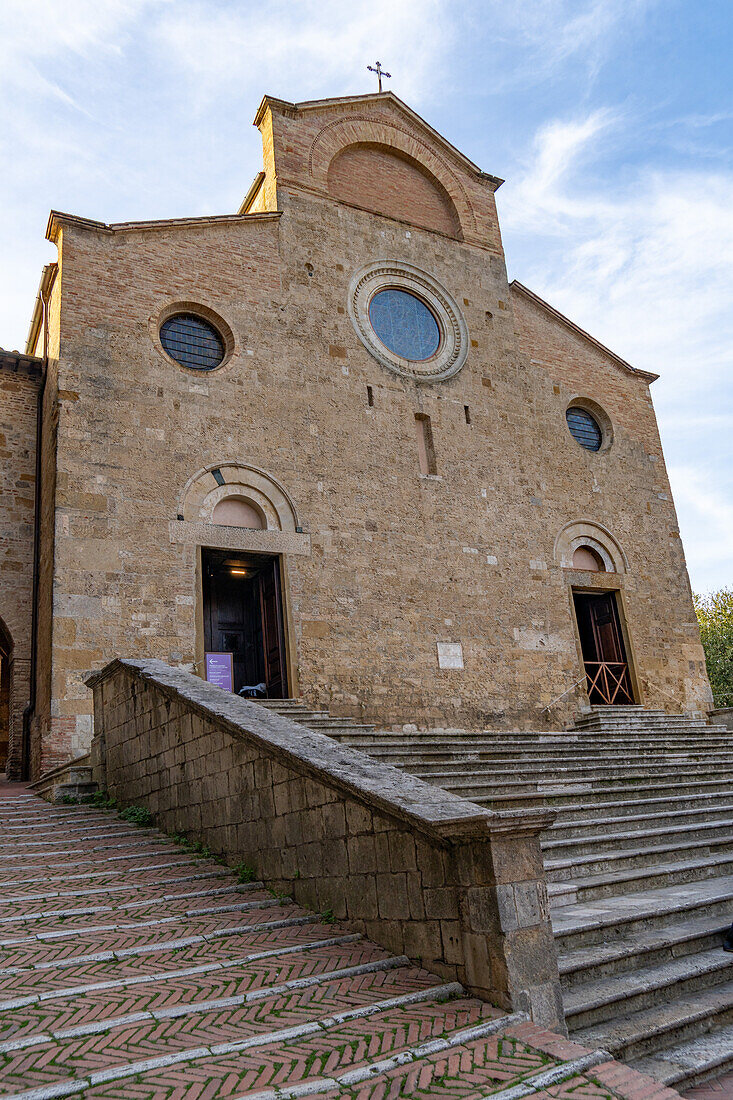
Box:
0;360;40;776
34;93;712;771
90;657;565;1030
326;143;461;238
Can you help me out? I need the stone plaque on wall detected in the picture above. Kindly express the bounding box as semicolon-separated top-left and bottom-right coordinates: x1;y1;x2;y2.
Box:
437;642;464;670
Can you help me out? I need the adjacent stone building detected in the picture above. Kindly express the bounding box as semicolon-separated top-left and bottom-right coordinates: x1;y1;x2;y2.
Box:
0;91;712;779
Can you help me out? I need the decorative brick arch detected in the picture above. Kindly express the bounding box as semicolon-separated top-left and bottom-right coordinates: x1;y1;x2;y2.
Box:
554;520;629;574
178;462;300;534
308;116;476;237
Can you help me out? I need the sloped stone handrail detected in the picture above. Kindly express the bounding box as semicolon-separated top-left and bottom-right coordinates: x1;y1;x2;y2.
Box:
87;657;564;1030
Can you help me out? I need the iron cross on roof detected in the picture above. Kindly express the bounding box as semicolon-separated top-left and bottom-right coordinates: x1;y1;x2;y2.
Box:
367;61;391;92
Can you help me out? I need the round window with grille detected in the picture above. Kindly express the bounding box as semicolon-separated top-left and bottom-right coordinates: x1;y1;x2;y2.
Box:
160;313;225;372
566;406;603;451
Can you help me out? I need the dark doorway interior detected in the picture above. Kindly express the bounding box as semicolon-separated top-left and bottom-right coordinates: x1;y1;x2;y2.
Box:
202;549;288;698
573;590;634;705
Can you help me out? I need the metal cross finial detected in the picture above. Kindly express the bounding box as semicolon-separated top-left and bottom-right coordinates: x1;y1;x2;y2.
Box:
367;61;391;92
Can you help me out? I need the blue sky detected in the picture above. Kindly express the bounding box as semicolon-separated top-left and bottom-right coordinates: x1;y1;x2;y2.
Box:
1;0;731;592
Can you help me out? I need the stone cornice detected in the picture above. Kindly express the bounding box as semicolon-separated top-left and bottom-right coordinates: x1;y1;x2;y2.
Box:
46;209;282;244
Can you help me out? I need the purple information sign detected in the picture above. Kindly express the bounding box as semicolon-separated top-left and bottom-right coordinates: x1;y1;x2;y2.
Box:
205;652;234;692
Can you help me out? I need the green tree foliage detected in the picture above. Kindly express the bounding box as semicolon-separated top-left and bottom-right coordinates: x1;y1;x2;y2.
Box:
694;588;733;707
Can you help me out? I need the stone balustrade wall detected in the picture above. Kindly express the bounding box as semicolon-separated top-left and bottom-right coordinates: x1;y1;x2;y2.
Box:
88;657;564;1031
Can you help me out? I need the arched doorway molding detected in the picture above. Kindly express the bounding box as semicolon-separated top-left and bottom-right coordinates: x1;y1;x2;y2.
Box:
554;520;628;574
178;462;300;533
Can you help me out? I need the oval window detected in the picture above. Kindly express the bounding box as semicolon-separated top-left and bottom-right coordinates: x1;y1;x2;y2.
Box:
160;313;225;371
369;289;441;361
566;407;602;451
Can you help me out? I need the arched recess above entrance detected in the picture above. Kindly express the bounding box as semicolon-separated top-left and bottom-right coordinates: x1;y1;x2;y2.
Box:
309;117;476;239
178;462;300;533
554;520;628;574
327;144;462;239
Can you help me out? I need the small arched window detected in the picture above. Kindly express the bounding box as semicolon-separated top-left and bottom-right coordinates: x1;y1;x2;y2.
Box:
212;497;266;530
572;546;605;572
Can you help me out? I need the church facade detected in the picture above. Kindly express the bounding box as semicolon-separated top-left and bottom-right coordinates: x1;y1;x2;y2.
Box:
0;91;712;780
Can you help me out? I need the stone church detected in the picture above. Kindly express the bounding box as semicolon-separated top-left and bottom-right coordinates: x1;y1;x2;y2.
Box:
0;90;712;780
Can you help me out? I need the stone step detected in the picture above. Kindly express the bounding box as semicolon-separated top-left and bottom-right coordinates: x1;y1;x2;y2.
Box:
558;912;729;991
355;749;733;769
630;1018;733;1090
547;803;733;839
543;817;733;858
255;700;375;734
576;981;733;1084
551;875;733;951
410;766;733;791
343;734;730;752
30;755;98;804
550;851;733;908
336;728;731;746
564;948;733;1031
455;776;733;810
545;834;733;882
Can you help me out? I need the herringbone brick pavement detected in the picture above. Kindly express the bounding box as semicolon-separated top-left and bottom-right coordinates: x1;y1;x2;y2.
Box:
0;785;685;1099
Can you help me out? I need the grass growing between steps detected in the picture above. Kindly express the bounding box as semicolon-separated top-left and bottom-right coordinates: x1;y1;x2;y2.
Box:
55;790;337;924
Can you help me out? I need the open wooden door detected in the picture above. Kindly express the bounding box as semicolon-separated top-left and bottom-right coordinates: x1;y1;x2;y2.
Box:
573;591;634;705
259;558;287;699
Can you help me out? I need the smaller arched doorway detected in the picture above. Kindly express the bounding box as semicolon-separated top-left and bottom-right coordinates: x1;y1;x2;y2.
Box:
0;620;13;774
555;522;635;705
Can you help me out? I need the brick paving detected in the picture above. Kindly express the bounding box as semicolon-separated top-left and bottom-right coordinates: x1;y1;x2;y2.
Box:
0;786;687;1099
685;1070;733;1100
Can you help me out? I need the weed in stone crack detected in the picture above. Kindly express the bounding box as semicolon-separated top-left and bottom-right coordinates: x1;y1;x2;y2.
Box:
120;805;154;827
269;890;290;905
320;906;335;924
88;791;118;810
58;795;79;805
235;863;256;883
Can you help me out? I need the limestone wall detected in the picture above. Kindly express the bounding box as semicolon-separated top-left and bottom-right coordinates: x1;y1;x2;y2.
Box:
89;657;564;1030
0;355;40;777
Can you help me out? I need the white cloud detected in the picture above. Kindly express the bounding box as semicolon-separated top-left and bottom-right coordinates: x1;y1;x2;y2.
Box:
668;468;733;594
153;0;452;107
465;0;659;86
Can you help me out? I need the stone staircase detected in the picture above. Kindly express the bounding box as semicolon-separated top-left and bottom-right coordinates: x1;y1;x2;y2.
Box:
257;696;377;737
0;783;673;1100
329;706;733;1092
29;752;97;803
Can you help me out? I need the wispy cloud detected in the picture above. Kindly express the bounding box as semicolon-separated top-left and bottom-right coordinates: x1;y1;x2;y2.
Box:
152;0;452;108
464;0;659;88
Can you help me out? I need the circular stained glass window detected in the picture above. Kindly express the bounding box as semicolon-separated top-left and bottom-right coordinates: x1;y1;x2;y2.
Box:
369;289;441;362
566;407;603;451
160;313;225;371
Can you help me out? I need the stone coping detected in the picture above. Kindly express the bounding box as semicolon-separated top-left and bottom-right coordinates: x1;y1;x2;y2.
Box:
87;658;554;844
